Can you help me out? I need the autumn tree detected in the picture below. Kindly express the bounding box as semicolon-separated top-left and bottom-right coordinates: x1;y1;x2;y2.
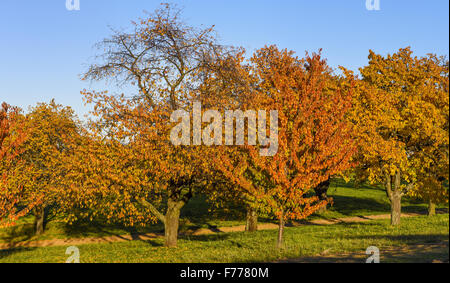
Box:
211;146;271;233
408;58;449;215
0;101;80;234
195;50;265;232
0;103;29;227
78;4;237;247
346;48;449;225
56;127;162;228
215;46;356;247
312;177;332;213
410;154;449;216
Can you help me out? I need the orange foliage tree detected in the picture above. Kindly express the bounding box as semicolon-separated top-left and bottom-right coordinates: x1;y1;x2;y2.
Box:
66;4;237;247
0;103;29;227
195;50;265;231
0;101;80;234
214;46;356;247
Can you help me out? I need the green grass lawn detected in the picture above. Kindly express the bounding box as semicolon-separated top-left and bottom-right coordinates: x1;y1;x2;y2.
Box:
0;179;447;244
310;179;447;220
0;180;448;263
0;214;448;263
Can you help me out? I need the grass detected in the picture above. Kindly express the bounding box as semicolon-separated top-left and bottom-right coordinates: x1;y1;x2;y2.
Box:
310;179;445;220
0;179;448;263
0;179;447;245
0;214;447;263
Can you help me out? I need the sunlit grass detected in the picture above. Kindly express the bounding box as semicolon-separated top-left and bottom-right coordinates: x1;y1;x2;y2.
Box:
0;214;447;263
1;180;447;244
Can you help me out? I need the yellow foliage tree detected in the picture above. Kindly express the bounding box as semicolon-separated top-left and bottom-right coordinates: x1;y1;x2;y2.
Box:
0;101;80;234
346;48;449;225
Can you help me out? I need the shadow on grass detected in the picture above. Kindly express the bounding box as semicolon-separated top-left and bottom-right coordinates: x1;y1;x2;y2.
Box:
62;221;120;239
329;195;390;215
315;195;446;219
0;247;38;260
343;234;450;244
281;242;449;263
135;239;164;247
61;220;164;239
182;195;245;221
0;223;36;244
0;227;38;261
181;232;231;243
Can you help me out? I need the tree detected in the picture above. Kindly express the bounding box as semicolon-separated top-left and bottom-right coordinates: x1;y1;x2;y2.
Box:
312;177;331;213
197;49;264;232
56;127;162;227
346;48;449;225
216;46;356;247
0;103;29;227
409;58;449;216
213;146;272;233
78;4;236;247
0;101;80;234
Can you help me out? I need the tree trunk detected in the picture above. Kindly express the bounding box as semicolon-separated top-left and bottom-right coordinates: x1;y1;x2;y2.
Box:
386;171;402;226
164;199;181;248
390;191;402;226
245;207;258;232
34;206;45;236
314;178;330;213
391;171;402;226
277;210;284;249
138;191;190;248
428;200;436;216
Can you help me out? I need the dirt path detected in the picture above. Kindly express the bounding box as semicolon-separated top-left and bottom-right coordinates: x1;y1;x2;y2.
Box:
0;212;429;250
188;212;423;235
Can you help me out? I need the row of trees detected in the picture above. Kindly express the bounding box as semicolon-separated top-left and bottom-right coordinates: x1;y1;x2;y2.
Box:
1;4;448;248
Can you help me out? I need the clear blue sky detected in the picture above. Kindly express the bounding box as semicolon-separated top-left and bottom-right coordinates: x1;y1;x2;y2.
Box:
1;0;448;117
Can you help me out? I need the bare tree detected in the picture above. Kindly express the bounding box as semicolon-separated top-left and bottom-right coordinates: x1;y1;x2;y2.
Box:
81;3;238;247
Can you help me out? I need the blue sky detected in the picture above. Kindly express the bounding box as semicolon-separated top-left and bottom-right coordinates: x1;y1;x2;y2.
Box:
1;0;448;117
